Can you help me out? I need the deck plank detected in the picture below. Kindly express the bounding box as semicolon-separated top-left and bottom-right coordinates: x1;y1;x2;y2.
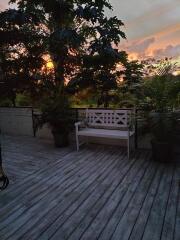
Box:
104;157;157;240
174;165;180;240
128;163;164;240
0;148;116;239
161;165;179;240
0;148;103;225
1;149;124;239
49;152;143;240
68;151;147;240
141;164;174;240
19;151;128;240
0;136;179;240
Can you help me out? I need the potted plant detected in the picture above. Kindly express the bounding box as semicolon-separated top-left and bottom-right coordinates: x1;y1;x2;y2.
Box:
39;87;73;147
142;63;179;162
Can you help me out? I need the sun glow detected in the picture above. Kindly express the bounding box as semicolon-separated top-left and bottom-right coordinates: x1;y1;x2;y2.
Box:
172;70;180;76
46;61;54;69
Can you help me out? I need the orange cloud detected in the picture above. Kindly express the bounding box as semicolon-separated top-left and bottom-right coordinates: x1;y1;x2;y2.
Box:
120;37;155;59
120;23;180;60
153;44;180;58
154;23;180;38
149;24;180;52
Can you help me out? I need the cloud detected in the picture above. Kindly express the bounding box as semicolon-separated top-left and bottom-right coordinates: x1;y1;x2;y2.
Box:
0;1;9;10
0;4;4;10
153;44;180;58
126;2;179;29
127;38;155;54
121;37;156;59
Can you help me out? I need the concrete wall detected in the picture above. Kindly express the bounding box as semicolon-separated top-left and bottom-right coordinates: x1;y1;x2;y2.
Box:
0;107;34;136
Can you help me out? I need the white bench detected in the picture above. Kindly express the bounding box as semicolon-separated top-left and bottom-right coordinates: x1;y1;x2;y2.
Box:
75;109;135;159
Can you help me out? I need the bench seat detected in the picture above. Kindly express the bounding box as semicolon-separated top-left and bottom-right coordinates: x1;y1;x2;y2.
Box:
77;128;134;139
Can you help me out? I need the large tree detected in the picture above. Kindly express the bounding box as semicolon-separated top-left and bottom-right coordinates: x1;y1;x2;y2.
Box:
0;0;127;104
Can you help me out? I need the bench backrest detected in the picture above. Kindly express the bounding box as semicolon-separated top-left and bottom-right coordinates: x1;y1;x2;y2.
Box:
85;109;134;129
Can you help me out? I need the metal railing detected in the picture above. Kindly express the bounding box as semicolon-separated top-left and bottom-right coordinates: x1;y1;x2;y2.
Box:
21;107;180;151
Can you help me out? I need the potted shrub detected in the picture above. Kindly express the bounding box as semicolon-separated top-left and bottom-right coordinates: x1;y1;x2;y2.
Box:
39;88;73;147
142;63;179;162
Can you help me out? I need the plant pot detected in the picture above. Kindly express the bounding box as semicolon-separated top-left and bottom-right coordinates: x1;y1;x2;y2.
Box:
52;131;69;148
151;139;173;162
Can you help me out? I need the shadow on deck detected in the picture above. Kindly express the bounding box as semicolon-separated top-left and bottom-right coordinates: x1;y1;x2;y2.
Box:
0;135;179;240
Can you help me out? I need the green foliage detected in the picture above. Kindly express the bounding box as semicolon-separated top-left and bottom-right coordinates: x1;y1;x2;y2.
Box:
122;60;144;88
0;8;47;105
113;90;138;108
143;74;180;112
39;85;73;134
0;98;13;107
141;61;180;144
70;88;98;108
15;93;31;106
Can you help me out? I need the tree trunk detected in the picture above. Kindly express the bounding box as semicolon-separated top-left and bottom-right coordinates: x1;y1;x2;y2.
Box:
11;91;16;107
104;91;109;108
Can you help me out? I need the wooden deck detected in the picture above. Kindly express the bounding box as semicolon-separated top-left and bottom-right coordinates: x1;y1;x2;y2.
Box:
0;135;179;240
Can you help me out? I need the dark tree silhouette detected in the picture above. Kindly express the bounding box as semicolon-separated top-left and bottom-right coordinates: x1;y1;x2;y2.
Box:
0;0;127;103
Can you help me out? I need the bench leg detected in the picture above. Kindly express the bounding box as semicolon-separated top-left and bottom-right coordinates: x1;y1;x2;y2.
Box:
76;134;79;151
86;136;89;145
127;137;130;159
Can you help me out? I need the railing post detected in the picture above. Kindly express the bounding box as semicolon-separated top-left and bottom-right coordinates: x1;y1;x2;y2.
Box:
32;108;36;137
135;108;138;149
75;108;79;122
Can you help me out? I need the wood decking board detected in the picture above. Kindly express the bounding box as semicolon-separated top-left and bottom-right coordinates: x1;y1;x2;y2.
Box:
49;153;141;240
141;165;174;240
67;152;148;240
97;155;156;240
1;148;114;238
0;136;179;240
1;148;123;239
174;166;180;240
0;147;95;208
161;165;179;240
127;164;164;240
0;148;102;225
18;151;128;240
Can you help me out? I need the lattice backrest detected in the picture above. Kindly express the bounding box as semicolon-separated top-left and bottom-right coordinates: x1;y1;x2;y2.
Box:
85;109;133;128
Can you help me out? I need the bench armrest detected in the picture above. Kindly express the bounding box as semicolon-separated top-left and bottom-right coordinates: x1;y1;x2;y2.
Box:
75;122;83;127
75;122;84;133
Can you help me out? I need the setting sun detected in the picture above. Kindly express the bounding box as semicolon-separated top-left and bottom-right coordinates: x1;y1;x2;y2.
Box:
46;61;54;69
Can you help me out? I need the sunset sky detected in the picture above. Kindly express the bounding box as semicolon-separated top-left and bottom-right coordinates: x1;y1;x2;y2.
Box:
1;0;180;61
109;0;180;61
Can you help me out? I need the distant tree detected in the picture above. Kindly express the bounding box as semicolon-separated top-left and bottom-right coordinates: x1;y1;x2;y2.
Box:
119;59;144;102
67;24;144;107
67;50;129;107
